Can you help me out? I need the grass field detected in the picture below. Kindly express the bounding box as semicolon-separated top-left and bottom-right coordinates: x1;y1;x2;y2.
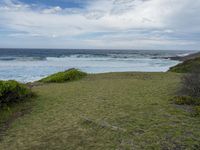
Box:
0;72;200;149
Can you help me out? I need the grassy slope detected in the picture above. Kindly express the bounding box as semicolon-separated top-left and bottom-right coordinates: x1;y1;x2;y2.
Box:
39;68;87;83
0;72;200;149
169;56;200;73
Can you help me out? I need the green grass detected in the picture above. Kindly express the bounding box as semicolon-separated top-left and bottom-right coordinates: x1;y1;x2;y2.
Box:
39;68;87;83
1;72;200;149
169;56;200;73
173;96;200;106
194;106;200;116
0;99;34;136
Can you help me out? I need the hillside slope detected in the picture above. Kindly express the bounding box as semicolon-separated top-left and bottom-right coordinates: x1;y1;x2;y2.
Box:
169;56;200;73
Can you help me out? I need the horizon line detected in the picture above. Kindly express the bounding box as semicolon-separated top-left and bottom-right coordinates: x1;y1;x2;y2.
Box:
0;48;198;51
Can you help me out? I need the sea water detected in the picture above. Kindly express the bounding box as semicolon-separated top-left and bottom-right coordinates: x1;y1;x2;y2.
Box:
0;49;194;82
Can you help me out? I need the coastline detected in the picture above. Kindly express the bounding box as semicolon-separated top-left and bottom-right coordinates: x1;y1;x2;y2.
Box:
166;51;200;61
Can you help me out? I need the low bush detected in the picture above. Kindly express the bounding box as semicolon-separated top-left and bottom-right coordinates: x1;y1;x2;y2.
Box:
39;68;87;83
0;80;33;107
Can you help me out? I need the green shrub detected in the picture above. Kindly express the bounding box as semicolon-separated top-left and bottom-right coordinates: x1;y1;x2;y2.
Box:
0;80;33;107
39;68;87;83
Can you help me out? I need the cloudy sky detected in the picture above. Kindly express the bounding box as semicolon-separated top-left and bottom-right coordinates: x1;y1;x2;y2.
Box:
0;0;199;50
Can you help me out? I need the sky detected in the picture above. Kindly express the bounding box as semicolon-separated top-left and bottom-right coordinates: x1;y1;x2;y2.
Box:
0;0;199;50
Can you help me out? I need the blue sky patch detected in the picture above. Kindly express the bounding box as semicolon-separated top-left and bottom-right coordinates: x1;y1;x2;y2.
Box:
18;0;89;9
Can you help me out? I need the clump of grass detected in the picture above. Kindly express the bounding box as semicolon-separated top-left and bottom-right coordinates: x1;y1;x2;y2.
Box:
194;106;200;116
0;80;33;107
173;96;200;105
39;68;87;83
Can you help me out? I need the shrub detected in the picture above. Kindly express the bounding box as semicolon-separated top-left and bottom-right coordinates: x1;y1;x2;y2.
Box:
0;80;33;107
39;68;87;83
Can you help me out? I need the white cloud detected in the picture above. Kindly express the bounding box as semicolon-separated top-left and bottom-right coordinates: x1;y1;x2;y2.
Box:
42;6;62;14
0;0;199;49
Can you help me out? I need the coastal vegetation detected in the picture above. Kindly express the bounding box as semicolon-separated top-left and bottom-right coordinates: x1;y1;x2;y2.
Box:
1;72;200;149
0;80;33;107
170;54;200;115
169;56;200;73
39;68;87;83
0;80;34;127
172;65;200;115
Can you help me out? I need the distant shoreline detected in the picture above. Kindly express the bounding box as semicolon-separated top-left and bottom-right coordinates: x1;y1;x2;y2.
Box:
166;51;200;61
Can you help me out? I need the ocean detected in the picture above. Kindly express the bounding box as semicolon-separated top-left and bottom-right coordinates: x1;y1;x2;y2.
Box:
0;49;194;83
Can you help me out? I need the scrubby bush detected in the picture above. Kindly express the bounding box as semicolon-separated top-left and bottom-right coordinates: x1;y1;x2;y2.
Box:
39;68;87;83
0;80;33;107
